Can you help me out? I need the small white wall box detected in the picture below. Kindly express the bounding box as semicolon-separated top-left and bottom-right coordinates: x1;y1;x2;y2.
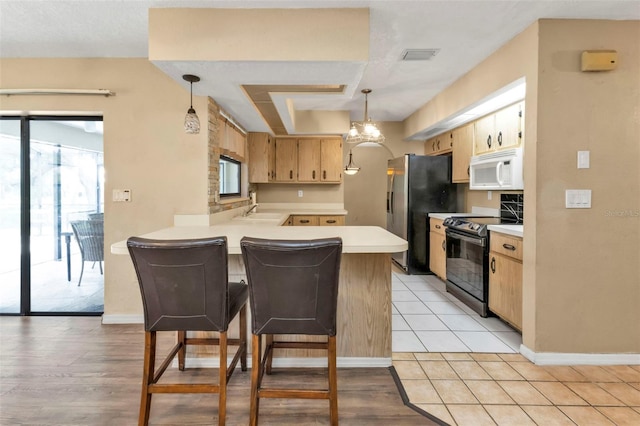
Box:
581;50;618;72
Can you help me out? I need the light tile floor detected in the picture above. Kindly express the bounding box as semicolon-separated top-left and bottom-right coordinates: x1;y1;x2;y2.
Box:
392;271;640;425
392;271;522;353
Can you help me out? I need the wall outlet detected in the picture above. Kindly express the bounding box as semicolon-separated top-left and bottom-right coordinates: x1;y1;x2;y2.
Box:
578;150;590;169
487;191;492;201
297;190;303;198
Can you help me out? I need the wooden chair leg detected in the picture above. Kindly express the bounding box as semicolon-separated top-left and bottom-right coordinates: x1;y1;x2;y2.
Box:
177;331;186;371
139;331;156;426
328;335;338;426
239;305;247;371
265;334;274;375
218;331;228;426
249;334;262;426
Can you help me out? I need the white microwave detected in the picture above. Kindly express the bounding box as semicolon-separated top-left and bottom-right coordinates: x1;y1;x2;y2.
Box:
469;147;524;190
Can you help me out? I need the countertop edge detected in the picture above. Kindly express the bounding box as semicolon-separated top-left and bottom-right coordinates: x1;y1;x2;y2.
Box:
487;224;524;238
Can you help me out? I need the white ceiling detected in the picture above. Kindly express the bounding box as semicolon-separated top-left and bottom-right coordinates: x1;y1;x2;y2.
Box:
1;0;639;135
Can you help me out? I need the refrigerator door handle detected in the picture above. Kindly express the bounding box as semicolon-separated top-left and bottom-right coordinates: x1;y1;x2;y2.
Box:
388;172;395;215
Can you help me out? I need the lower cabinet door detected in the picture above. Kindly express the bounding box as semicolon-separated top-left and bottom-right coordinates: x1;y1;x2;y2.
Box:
488;254;523;330
429;232;446;280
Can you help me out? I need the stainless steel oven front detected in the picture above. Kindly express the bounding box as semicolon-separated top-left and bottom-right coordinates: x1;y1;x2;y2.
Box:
445;228;490;317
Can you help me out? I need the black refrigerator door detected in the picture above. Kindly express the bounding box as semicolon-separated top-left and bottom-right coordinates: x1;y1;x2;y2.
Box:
406;155;459;274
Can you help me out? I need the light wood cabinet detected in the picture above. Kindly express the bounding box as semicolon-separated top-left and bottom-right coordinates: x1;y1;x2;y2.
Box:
247;133;275;183
488;231;523;331
320;138;343;182
429;218;447;280
474;102;523;155
297;138;321;182
451;123;474;183
319;215;345;226
259;137;342;184
274;138;298;182
297;138;342;183
425;132;453;156
288;215;345;226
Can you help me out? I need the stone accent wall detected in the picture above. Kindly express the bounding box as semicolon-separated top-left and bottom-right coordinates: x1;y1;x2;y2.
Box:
207;97;250;214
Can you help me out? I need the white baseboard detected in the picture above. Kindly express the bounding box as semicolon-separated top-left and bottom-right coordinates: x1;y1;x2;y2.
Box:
102;314;143;324
521;344;640;365
178;357;391;369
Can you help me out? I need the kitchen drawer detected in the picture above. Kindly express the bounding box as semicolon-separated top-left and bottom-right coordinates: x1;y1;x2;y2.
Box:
319;215;344;226
291;215;319;226
430;218;446;234
490;232;523;261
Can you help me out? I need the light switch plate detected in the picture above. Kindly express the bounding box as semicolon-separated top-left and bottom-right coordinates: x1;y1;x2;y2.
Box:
113;189;132;202
578;151;590;169
566;189;591;208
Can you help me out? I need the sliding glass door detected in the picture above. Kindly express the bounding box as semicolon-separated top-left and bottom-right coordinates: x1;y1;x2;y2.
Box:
0;117;104;315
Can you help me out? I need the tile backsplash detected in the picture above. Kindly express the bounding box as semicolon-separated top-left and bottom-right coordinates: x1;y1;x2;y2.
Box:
500;194;524;224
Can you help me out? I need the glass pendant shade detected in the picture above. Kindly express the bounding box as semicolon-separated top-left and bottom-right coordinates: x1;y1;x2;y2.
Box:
184;107;200;134
344;150;360;175
345;89;385;145
182;74;201;135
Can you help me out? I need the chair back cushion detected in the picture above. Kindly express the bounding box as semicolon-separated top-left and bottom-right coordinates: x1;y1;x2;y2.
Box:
127;236;231;332
240;237;342;336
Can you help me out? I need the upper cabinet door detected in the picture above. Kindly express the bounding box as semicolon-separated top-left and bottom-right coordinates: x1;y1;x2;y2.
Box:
494;102;523;150
320;138;342;182
247;132;273;183
297;138;321;182
474;114;495;155
452;123;474;183
274;138;298;182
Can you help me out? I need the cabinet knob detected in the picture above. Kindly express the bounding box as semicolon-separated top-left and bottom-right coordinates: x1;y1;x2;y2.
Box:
435;224;441;229
498;131;503;146
312;170;316;179
437;140;440;150
300;220;310;224
441;240;446;251
487;134;492;148
432;141;436;151
503;243;516;251
289;170;293;179
490;257;496;273
323;170;327;179
326;220;336;224
467;166;470;176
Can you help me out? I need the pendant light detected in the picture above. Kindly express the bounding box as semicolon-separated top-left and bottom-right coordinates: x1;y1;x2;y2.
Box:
345;89;385;145
343;150;361;175
182;74;200;134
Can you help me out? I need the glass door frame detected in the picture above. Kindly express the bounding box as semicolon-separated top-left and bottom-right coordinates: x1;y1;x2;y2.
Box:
1;115;104;316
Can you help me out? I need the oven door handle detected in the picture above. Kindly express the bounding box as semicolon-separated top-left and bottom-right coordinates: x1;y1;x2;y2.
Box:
446;230;486;247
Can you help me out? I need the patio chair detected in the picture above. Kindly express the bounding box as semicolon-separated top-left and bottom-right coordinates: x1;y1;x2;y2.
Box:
70;219;104;286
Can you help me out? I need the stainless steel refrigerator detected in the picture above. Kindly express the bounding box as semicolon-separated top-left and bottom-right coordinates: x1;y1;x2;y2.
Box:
387;154;460;274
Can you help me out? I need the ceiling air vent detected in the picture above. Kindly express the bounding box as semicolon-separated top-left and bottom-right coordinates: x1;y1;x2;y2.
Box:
401;48;440;61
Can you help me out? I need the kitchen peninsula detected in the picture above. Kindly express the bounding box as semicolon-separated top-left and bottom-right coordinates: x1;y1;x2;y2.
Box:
111;216;407;367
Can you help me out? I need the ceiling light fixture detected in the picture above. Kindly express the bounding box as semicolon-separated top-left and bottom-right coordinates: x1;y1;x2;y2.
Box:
343;150;361;175
182;74;200;134
345;89;385;145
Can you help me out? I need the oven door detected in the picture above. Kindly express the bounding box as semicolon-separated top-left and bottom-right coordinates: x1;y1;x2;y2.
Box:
445;229;488;303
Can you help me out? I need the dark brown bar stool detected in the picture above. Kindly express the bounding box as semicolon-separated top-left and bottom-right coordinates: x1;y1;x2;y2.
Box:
127;236;248;426
240;237;342;426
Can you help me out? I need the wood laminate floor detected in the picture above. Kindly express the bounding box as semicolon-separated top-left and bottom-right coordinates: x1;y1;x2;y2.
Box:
0;316;436;425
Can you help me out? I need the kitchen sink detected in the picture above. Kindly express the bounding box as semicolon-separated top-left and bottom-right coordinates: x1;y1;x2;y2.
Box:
232;212;284;221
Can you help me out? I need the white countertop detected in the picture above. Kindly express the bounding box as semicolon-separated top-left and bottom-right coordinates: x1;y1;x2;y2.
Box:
111;225;407;255
488;224;524;238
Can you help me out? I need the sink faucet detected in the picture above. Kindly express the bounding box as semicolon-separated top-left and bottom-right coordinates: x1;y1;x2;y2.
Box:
243;204;258;217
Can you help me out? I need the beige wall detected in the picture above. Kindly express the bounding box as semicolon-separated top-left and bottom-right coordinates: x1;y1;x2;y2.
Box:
257;182;343;204
343;122;425;227
0;58;210;317
534;20;640;353
405;19;640;354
